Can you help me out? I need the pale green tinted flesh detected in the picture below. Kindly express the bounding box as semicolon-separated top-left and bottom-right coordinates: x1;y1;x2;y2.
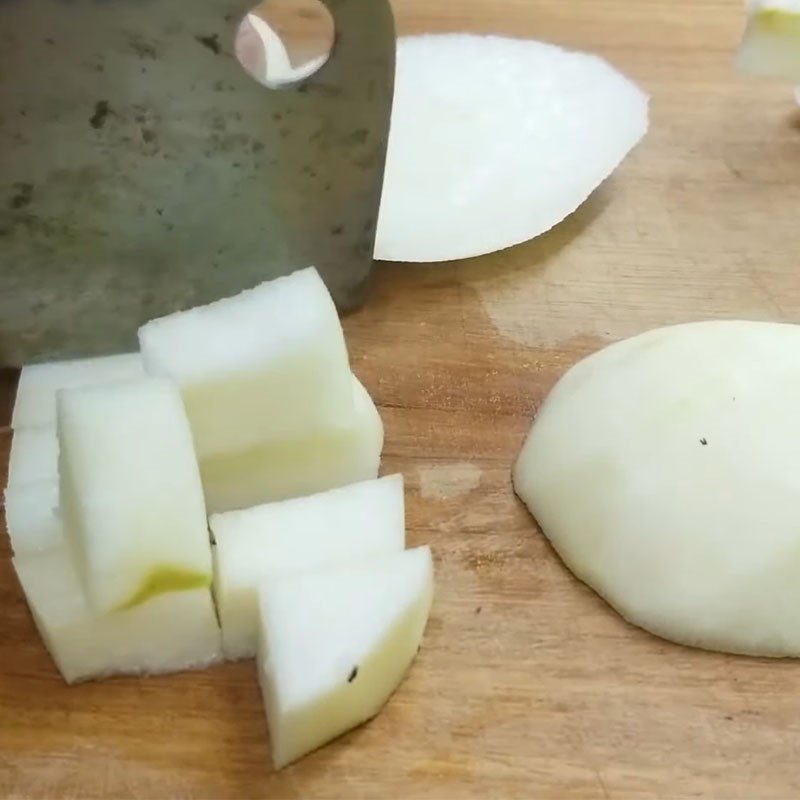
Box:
756;9;800;36
116;567;211;611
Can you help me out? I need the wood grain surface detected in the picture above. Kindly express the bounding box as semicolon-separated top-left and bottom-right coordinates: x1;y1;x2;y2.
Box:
3;0;800;797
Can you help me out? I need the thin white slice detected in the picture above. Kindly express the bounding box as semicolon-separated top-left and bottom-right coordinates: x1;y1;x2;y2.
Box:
201;376;383;514
14;546;221;684
4;479;61;555
257;546;434;769
11;353;144;429
211;473;405;660
6;426;58;487
58;378;211;614
514;320;800;657
375;34;649;262
736;1;800;82
138;267;353;460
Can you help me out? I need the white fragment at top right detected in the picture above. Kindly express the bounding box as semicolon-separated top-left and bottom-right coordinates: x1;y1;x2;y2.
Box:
736;0;800;84
374;34;649;263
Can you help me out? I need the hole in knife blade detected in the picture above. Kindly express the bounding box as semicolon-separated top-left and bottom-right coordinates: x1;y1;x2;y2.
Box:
235;0;334;89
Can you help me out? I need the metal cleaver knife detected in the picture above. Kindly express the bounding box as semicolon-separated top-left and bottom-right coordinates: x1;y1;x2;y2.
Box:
0;0;395;365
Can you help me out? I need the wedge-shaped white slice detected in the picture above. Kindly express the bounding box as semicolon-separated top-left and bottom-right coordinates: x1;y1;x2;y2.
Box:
201;376;383;514
14;546;221;684
6;426;59;487
257;546;434;769
138;267;353;461
375;34;648;262
212;473;405;659
4;479;61;555
58;378;212;613
12;353;144;429
736;1;800;83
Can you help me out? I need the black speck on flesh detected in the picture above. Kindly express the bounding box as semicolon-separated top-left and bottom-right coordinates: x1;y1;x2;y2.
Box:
347;666;358;683
700;438;708;446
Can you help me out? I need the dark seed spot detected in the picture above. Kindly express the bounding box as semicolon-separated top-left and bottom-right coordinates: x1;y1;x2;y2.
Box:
195;33;221;55
347;666;358;683
331;224;344;235
700;438;708;446
45;38;55;45
475;606;482;614
155;208;164;216
90;100;111;130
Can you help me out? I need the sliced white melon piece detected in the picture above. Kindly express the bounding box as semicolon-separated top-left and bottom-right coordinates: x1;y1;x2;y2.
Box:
7;426;58;487
138;267;353;461
201;376;383;514
514;320;800;657
211;474;405;660
58;378;211;614
4;479;61;555
374;34;648;262
11;353;144;429
736;0;800;83
13;546;221;684
257;546;434;768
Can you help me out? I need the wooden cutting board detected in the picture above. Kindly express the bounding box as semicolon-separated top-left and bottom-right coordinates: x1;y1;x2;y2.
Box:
2;1;800;797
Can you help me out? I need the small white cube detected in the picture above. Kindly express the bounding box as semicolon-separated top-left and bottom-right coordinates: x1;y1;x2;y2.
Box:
211;473;405;659
14;546;222;684
4;479;62;555
58;378;212;613
7;426;58;487
201;377;383;513
12;353;144;429
257;547;434;768
138;267;354;461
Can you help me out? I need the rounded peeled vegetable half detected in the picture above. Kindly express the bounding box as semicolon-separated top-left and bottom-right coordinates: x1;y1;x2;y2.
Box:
514;321;800;657
375;34;649;262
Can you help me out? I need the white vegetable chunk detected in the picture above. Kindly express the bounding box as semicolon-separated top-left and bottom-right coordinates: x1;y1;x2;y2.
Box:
138;267;353;461
11;353;144;429
375;34;649;262
4;479;61;555
736;0;800;82
257;546;434;769
211;474;405;660
514;320;800;657
6;426;58;487
58;378;212;614
13;546;221;684
201;376;383;514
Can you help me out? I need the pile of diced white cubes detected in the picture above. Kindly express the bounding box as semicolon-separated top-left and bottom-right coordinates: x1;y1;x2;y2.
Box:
4;267;434;769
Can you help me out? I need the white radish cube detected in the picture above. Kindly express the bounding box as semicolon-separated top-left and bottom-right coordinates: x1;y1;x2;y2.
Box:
211;473;405;660
257;546;434;769
138;267;353;460
201;376;383;514
7;426;58;487
58;378;211;613
13;546;221;684
736;1;800;83
12;353;144;429
4;479;62;555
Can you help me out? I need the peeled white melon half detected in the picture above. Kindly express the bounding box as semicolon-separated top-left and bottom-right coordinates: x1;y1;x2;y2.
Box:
138;267;353;461
7;426;58;487
257;546;434;769
11;353;144;429
201;376;383;514
13;546;221;684
514;320;800;657
4;479;61;555
736;0;800;82
58;378;212;614
374;34;648;262
211;473;405;659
